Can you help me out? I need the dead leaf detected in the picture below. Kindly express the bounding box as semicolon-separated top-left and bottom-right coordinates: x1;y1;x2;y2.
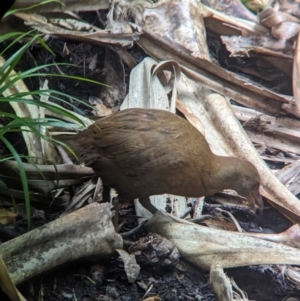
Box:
0;208;17;225
142;297;161;301
116;249;140;284
89;54;97;71
0;257;26;301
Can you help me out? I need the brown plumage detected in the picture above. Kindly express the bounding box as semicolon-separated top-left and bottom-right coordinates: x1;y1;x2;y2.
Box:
57;108;263;211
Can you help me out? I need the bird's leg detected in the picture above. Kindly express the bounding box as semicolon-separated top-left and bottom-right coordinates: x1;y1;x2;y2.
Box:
111;197;120;231
102;185;111;202
112;196;157;231
139;197;157;214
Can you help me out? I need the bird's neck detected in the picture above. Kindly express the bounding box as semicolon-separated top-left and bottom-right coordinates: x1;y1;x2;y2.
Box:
202;156;240;195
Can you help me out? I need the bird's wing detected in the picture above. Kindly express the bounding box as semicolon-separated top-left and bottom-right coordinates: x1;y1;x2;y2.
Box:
87;109;209;177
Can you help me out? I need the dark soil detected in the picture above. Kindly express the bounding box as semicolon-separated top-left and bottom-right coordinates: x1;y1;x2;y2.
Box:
16;260;214;301
1;13;299;301
0;204;297;301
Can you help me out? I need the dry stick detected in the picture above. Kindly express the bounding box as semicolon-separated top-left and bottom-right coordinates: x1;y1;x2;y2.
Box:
0;160;95;180
138;29;291;116
0;160;96;195
0;203;123;285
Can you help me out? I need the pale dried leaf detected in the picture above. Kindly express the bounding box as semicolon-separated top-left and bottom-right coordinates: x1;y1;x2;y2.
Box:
0;56;43;163
142;297;161;301
116;249;140;283
146;210;300;270
202;0;256;22
0;209;17;225
221;35;292;56
142;0;209;59
233;105;300;156
285;266;300;288
92;103;113;117
293;32;300;113
63;179;96;214
259;7;300;40
89;54;98;71
209;265;233;301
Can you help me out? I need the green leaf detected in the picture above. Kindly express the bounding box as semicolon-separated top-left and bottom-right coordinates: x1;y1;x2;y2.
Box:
1;137;31;229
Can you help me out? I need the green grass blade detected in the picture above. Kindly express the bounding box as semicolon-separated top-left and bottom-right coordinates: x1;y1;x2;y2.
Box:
4;0;64;18
1;136;31;229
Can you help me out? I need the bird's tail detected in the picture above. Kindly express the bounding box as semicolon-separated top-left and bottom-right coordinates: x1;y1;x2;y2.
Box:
54;133;98;166
53;134;78;160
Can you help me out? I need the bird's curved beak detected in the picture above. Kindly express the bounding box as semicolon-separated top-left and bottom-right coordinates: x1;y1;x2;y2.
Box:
246;190;264;215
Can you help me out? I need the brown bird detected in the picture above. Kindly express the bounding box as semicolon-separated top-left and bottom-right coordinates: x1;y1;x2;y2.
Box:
57;108;263;213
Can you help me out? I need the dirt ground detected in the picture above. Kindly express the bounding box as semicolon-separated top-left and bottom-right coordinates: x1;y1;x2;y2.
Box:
0;201;296;301
1;11;300;301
